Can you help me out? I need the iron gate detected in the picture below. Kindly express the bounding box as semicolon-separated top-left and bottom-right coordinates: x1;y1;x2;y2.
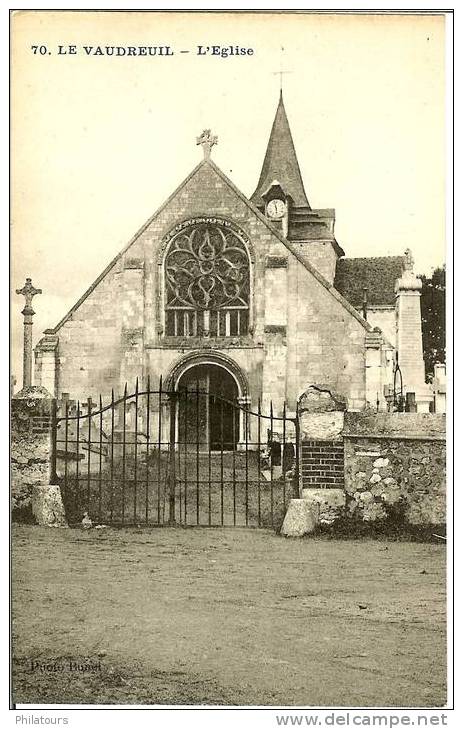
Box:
51;378;300;529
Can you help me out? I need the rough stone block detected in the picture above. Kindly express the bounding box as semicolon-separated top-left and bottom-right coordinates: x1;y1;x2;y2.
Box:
32;483;68;527
280;499;319;537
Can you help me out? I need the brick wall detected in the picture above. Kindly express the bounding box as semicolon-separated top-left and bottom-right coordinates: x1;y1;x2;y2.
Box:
301;440;344;489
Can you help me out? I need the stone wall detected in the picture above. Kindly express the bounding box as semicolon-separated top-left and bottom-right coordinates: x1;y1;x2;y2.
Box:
291;240;338;285
286;255;367;410
363;306;396;348
343;412;446;525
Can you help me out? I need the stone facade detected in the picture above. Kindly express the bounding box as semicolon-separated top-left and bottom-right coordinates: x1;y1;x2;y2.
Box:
35;160;386;415
33;94;429;421
363;306;396;348
292;239;338;285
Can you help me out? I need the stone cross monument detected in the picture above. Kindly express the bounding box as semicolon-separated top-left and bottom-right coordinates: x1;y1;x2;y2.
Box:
16;277;42;390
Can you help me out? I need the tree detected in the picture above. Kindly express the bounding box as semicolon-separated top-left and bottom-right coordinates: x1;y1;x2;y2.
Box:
419;266;446;381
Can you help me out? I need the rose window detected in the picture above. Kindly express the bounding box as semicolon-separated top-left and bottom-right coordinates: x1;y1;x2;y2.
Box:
164;222;250;337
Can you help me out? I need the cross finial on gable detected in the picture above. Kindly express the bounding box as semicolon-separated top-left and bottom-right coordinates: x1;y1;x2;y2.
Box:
196;129;218;160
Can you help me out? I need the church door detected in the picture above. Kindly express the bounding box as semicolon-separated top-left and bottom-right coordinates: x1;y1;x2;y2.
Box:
177;364;239;451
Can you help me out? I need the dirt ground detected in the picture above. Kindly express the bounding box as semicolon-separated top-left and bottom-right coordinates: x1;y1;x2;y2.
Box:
11;525;446;707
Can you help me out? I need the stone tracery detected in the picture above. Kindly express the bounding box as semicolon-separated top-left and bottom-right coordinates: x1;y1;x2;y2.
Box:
164;221;250;337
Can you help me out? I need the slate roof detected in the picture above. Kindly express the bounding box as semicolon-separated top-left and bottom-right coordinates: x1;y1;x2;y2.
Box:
251;91;310;208
334;256;406;307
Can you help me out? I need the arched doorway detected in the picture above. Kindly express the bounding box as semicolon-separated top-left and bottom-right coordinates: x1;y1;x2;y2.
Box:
177;364;240;450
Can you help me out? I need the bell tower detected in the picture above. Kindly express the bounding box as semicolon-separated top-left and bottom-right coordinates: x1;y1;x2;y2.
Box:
251;90;309;211
251;92;344;285
260;180;290;237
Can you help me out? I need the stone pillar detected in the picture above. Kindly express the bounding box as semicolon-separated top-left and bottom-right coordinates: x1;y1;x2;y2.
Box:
365;328;383;410
119;258;145;391
34;332;59;396
262;256;288;412
395;250;431;411
297;385;347;523
237;394;251;445
11;387;67;526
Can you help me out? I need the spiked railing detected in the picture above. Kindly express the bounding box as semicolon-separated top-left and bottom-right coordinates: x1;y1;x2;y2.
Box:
51;378;299;529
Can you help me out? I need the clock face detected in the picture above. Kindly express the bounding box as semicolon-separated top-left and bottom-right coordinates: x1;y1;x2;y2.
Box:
266;199;286;220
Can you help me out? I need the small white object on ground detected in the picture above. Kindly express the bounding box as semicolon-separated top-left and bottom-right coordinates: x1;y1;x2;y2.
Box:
81;512;93;529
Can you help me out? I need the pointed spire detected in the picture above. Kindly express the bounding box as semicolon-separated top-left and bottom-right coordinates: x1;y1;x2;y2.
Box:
251;92;309;208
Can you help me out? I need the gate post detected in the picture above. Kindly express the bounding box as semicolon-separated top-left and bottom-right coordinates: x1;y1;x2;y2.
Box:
167;390;178;524
12;389;67;527
293;400;301;498
50;397;58;484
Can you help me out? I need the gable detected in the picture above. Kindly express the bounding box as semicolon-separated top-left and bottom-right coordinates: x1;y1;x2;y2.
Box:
47;158;374;335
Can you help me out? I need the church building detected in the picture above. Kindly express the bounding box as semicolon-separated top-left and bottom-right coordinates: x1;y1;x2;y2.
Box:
35;92;430;420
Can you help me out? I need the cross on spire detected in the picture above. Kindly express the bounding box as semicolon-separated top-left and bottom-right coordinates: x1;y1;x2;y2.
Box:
272;69;292;92
272;45;292;92
196;129;218;160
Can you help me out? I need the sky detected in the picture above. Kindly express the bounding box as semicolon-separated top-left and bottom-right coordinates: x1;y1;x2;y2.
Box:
11;11;446;388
